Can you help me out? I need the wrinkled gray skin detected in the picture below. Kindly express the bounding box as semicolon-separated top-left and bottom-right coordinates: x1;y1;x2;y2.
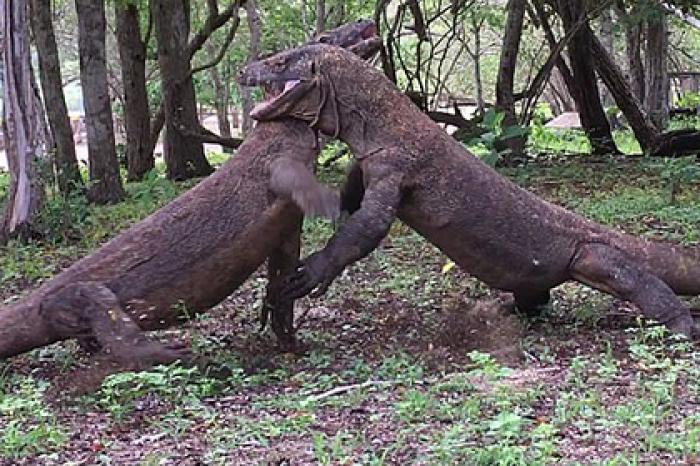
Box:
240;44;700;338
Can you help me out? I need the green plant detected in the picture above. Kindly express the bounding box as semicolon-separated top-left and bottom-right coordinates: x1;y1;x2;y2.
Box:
94;364;223;420
466;108;529;166
676;91;700;110
648;156;698;204
0;378;66;458
527;123;591;154
394;389;433;422
312;431;355;465
467;350;511;379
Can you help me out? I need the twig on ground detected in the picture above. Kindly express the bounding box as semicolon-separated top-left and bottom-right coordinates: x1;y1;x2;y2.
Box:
306;380;394;402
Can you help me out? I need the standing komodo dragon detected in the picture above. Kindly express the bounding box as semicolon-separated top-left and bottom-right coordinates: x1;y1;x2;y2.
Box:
0;24;381;367
239;44;700;338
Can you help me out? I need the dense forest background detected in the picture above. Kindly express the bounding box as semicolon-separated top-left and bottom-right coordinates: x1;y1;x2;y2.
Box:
2;0;700;242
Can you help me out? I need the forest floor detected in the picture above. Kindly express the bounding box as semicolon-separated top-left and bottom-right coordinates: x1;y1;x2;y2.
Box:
0;150;699;465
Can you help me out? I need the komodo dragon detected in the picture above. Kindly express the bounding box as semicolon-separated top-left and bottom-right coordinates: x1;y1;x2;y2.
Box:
239;44;700;338
0;23;381;367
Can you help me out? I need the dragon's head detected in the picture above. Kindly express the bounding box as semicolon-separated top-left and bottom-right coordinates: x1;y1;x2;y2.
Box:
237;21;381;129
313;19;378;49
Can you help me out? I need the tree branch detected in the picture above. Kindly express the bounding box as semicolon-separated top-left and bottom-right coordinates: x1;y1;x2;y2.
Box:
188;12;241;77
186;1;243;59
175;122;243;149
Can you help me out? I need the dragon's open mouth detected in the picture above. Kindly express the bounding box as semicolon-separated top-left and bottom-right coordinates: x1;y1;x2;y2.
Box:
252;78;306;119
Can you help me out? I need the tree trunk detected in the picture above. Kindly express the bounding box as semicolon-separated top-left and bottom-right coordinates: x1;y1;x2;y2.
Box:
315;0;326;35
530;0;576;116
470;18;485;115
590;32;660;153
1;0;45;242
153;0;213;180
75;0;125;203
617;4;646;104
548;68;575;114
148;105;165;160
29;0;82;195
598;7;615;107
495;0;526;156
207;57;234;154
645;9;670;130
115;1;155;181
557;0;618;155
240;0;261;136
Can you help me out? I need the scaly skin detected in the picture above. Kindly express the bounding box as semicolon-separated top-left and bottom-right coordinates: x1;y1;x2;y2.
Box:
240;44;700;338
0;23;381;368
0;119;326;366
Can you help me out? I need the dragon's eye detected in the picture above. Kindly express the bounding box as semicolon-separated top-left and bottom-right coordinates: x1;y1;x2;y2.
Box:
318;34;330;44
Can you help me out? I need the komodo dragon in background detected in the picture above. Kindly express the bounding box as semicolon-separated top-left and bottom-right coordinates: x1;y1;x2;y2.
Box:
239;44;700;339
0;23;381;367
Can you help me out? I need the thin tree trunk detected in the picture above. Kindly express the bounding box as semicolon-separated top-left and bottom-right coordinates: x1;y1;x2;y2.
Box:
590;32;660;153
557;0;618;154
470;19;485;115
549;68;575;113
531;0;577;106
1;0;45;242
617;4;646;104
75;0;125;203
315;0;326;35
645;9;670;130
329;1;345;28
154;0;213;180
495;0;526;156
148;106;165;160
115;1;154;181
29;0;82;195
598;7;614;107
240;0;261;136
206;49;234;154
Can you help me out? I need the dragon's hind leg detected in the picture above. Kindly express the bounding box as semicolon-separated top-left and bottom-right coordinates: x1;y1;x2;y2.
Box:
569;243;697;339
40;282;192;369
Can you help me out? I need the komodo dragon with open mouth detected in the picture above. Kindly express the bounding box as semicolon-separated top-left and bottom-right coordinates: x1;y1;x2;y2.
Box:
239;43;700;338
0;23;381;368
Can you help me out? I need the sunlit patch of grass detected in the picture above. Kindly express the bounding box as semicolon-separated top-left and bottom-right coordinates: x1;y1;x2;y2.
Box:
528;125;591;154
567;186;700;244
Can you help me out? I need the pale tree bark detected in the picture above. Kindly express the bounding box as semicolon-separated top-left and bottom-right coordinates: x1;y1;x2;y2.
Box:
545;68;576;115
29;0;82;195
1;0;45;242
240;0;261;136
557;0;618;154
154;0;213;180
75;0;125;203
645;8;670;130
115;1;154;181
495;0;526;156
